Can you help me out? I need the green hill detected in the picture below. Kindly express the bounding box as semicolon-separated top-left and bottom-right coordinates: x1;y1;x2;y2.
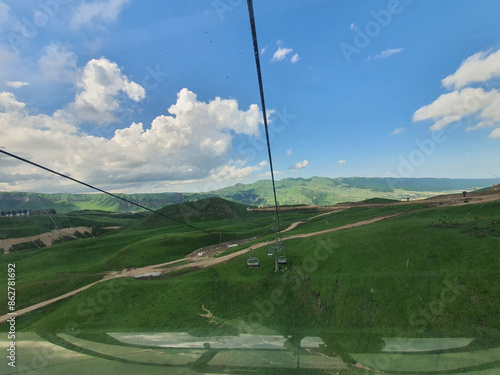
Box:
140;197;252;228
0;177;498;213
209;177;499;206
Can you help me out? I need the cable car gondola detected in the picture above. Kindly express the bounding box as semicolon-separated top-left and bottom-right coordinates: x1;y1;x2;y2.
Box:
278;256;287;265
247;257;260;268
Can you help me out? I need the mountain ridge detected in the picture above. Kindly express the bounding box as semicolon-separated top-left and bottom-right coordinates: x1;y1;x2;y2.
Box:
1;176;498;213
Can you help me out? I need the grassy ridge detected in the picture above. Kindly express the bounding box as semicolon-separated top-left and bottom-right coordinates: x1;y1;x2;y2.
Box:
9;201;499;357
2;177;498;213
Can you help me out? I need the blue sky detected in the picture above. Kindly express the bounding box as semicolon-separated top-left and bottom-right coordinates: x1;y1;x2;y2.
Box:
0;0;499;193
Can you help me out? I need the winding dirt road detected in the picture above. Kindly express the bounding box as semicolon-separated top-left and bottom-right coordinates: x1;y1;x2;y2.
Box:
0;212;401;324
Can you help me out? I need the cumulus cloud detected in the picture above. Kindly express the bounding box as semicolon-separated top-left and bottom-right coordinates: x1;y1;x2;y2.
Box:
211;163;265;181
272;47;294;62
0;88;266;192
291;53;300;63
374;48;403;60
442;50;500;90
288;160;309;170
337;160;346;164
413;87;500;131
69;58;145;124
39;44;78;83
0;92;25;112
489;128;500;138
391;127;405;135
7;81;29;88
71;0;131;29
414;49;500;138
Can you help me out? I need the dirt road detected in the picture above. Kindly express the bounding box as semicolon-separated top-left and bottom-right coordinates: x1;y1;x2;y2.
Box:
0;212;401;323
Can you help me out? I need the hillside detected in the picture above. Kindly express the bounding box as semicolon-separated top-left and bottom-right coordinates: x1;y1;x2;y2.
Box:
140;197;252;228
0;177;498;213
1;193;499;374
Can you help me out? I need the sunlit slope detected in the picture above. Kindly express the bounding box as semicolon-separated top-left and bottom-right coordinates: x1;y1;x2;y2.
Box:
2;177;498;212
15;201;499;353
0;198;318;313
138;197;253;228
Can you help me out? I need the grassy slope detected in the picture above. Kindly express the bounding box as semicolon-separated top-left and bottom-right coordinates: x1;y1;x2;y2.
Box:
210;177;500;206
2;177;498;213
0;199;321;312
0;210;147;239
5;200;497;358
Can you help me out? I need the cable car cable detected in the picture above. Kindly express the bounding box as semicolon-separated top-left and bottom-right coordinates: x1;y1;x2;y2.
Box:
246;0;282;237
0;149;218;239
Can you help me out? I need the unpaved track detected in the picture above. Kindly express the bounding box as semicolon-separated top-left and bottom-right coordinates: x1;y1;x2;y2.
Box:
0;212;401;323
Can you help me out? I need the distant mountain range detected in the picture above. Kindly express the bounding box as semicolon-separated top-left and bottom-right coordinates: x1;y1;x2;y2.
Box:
0;177;498;213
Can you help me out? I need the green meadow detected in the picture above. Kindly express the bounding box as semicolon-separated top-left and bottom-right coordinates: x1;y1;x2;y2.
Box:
0;196;499;373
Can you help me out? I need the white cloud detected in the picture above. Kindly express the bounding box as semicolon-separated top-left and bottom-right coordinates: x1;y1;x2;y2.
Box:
286;149;292;156
260;170;283;178
391;127;405;135
288;160;309;170
38;44;78;83
489;128;500;138
0;92;25;112
260;47;267;55
442;50;500;90
350;23;355;30
413;87;500;131
373;48;403;60
272;47;293;62
70;58;145;124
337;160;346;164
7;81;29;88
71;0;131;29
211;163;265;181
291;53;300;63
0;89;266;192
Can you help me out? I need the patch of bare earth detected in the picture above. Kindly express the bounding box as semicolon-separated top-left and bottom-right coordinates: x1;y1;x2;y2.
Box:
0;227;93;254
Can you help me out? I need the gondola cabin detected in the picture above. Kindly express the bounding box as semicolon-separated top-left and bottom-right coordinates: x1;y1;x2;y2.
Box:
247;257;260;268
278;256;287;265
